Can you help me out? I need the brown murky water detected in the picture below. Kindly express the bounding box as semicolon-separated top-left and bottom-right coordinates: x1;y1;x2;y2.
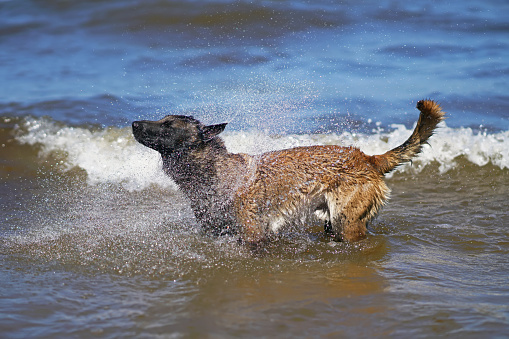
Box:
2;155;508;337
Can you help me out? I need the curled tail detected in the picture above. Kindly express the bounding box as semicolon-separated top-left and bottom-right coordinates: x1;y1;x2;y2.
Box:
372;99;445;174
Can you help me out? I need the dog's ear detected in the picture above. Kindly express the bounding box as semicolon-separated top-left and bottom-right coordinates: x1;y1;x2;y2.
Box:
201;123;227;141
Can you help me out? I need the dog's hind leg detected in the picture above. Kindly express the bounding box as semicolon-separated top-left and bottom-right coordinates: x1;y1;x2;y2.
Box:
328;210;368;242
325;184;382;242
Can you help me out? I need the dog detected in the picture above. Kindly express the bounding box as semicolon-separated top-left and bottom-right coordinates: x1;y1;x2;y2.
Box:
132;100;444;245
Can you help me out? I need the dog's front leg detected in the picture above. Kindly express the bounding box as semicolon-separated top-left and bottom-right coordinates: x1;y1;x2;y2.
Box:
234;195;267;245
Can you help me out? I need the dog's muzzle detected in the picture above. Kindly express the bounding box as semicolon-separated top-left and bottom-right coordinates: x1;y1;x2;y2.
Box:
132;121;149;145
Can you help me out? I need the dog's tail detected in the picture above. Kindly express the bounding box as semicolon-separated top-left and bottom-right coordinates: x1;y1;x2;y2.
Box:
371;99;445;175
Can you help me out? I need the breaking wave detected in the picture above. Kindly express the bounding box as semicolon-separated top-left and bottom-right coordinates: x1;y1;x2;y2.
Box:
12;116;509;191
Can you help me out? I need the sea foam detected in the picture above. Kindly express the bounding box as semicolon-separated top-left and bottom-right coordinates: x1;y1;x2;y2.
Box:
16;118;508;191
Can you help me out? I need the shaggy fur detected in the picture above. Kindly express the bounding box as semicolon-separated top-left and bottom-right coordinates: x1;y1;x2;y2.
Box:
132;100;445;244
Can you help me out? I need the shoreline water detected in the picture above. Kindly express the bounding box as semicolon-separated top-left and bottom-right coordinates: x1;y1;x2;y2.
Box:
1;0;508;337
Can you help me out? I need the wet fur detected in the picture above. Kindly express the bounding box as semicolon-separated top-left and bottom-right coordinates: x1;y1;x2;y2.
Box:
132;100;445;245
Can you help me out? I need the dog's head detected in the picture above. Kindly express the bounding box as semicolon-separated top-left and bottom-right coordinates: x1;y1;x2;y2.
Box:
132;115;227;154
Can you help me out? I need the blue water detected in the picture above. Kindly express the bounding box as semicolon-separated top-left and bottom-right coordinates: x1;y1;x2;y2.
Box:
1;0;508;132
1;1;508;337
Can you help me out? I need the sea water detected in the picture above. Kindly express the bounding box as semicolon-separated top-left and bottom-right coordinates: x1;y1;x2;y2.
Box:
1;0;508;337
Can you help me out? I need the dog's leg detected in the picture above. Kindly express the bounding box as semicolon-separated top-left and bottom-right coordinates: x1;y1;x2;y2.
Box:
313;200;333;235
340;219;368;242
326;185;378;242
324;220;333;235
328;211;367;242
235;195;267;244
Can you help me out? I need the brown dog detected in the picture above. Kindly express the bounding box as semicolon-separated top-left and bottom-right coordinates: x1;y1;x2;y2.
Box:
132;100;444;244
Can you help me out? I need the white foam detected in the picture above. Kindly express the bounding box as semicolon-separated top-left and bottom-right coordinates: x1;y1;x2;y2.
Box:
17;118;177;191
16;118;508;191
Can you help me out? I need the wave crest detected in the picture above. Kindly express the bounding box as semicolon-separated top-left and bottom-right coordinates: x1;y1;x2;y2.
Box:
15;117;508;191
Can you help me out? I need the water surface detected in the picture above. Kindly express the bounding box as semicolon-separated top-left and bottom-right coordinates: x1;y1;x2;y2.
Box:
1;0;508;337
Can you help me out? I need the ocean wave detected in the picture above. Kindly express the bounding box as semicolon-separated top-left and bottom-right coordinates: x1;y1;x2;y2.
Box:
14;117;508;191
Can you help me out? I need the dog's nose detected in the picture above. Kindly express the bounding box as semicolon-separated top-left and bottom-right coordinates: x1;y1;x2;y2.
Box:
132;121;140;129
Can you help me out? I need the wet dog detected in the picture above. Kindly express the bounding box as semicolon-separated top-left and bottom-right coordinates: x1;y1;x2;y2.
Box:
132;100;444;245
